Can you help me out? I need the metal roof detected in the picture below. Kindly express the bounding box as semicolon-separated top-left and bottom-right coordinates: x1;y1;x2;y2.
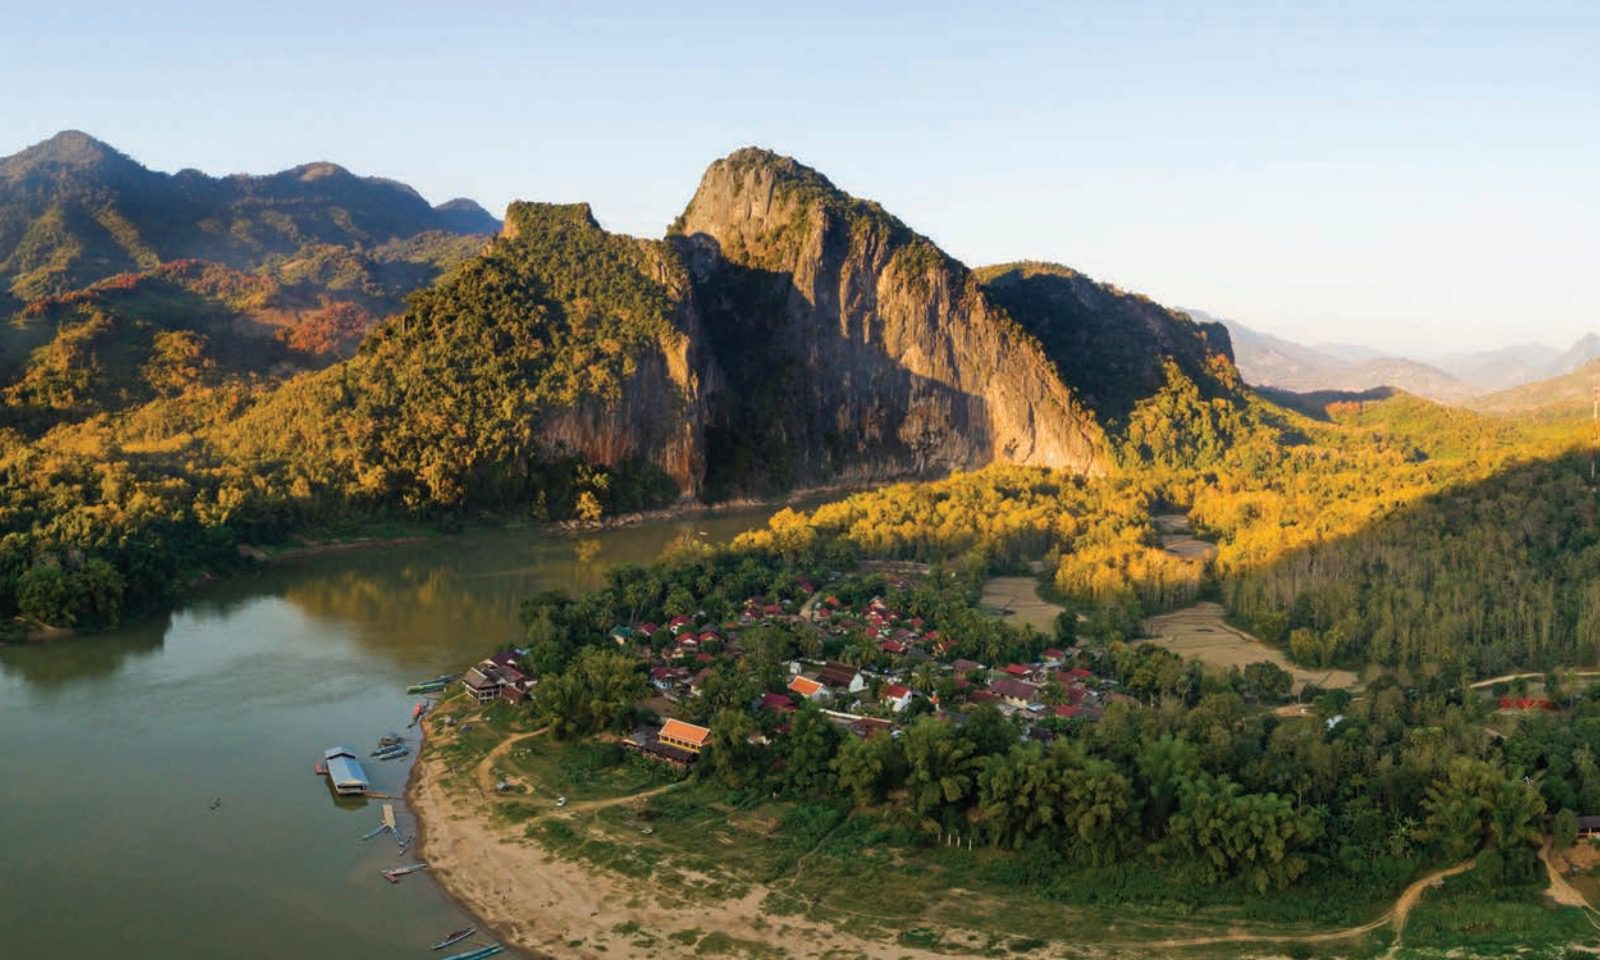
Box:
325;754;370;789
324;746;357;760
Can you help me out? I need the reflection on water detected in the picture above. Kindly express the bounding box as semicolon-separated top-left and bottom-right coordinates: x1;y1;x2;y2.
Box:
0;614;169;691
0;505;784;960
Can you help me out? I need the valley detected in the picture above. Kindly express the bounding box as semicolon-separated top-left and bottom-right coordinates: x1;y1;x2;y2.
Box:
5;130;1600;959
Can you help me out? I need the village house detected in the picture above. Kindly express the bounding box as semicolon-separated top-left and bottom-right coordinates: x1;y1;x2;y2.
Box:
816;661;867;694
462;654;532;704
659;718;712;754
988;677;1040;709
788;675;828;701
881;683;914;712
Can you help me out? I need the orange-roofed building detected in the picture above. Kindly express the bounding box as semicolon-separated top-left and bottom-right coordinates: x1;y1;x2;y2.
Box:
788;676;827;700
658;718;712;754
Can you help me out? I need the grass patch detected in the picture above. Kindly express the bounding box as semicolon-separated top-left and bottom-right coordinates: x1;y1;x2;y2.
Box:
1402;872;1599;956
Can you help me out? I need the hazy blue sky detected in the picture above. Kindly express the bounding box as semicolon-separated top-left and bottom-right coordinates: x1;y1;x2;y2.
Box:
2;1;1595;353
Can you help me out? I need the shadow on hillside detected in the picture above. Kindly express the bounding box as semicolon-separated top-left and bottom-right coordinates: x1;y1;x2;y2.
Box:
1254;385;1398;422
1176;446;1600;676
677;232;999;500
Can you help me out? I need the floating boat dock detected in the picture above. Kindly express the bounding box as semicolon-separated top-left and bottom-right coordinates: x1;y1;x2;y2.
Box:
320;746;370;796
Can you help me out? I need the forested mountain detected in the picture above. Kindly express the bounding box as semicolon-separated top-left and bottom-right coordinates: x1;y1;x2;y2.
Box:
0;131;497;305
0;145;1243;629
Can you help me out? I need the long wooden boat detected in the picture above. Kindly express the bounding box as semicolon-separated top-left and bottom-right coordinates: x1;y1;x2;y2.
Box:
431;927;476;950
442;946;501;960
406;680;448;694
378;746;411;761
358;822;389;841
380;862;429;883
371;742;409;757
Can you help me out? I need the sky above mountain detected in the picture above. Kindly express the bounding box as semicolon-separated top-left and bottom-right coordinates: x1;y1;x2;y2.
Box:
3;1;1596;354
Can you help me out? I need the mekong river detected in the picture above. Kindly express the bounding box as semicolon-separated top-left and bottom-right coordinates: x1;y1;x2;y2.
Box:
0;507;781;959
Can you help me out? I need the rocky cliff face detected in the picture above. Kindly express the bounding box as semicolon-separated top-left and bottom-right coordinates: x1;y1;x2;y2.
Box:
517;208;717;497
305;149;1241;511
673;149;1106;495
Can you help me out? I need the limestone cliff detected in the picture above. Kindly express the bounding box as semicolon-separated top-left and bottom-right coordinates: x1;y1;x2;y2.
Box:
673;149;1107;496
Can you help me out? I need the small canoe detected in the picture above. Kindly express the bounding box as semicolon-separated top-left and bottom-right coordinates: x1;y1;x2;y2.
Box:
380;862;428;883
395;832;412;852
377;733;406;747
358;822;389;841
371;742;408;757
431;927;476;950
442;946;501;960
378;747;411;761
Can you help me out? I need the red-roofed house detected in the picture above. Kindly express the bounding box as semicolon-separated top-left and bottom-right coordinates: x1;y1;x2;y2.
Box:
759;692;797;713
881;683;914;712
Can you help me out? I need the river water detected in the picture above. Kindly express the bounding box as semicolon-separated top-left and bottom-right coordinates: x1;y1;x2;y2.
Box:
0;508;780;960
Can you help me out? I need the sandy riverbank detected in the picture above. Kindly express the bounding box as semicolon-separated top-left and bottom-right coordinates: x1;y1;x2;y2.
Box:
406;721;961;960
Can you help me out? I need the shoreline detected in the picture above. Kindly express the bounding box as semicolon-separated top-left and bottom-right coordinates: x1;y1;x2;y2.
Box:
252;479;873;565
404;719;543;960
405;711;957;960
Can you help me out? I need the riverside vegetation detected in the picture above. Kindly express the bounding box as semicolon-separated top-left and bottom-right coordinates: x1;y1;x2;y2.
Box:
6;129;1600;952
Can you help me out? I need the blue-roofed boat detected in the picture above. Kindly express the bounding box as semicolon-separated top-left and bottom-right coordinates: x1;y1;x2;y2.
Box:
320;747;370;796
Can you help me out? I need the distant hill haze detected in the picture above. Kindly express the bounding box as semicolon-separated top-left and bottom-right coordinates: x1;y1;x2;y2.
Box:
0;131;498;304
1200;309;1600;404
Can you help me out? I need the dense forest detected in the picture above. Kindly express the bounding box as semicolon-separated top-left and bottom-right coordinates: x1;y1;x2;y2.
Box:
509;515;1569;902
4;134;1599;697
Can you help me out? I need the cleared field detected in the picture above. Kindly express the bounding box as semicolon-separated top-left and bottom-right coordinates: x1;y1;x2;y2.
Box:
1153;513;1218;561
980;576;1065;632
1140;602;1359;692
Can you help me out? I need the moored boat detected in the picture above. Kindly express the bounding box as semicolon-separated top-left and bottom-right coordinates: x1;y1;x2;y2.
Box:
380;862;428;883
442;946;501;960
431;927;476;950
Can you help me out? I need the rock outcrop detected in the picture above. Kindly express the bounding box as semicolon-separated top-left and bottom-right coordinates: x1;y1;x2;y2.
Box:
673;149;1107;495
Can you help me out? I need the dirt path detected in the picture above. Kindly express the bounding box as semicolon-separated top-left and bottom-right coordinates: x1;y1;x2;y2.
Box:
1468;670;1600;689
473;728;548;795
1542;842;1600;916
1139;857;1475;952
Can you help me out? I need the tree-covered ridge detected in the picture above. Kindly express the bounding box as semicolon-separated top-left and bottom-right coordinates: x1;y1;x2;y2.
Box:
976;261;1237;423
0;131;498;303
216;200;695;514
1;235;484;435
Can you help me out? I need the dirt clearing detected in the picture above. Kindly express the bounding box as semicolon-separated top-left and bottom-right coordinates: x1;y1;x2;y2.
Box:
981;576;1065;632
1141;602;1359;692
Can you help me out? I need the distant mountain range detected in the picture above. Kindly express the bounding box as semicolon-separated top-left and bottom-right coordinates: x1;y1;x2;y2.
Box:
1197;309;1600;406
0;130;498;305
